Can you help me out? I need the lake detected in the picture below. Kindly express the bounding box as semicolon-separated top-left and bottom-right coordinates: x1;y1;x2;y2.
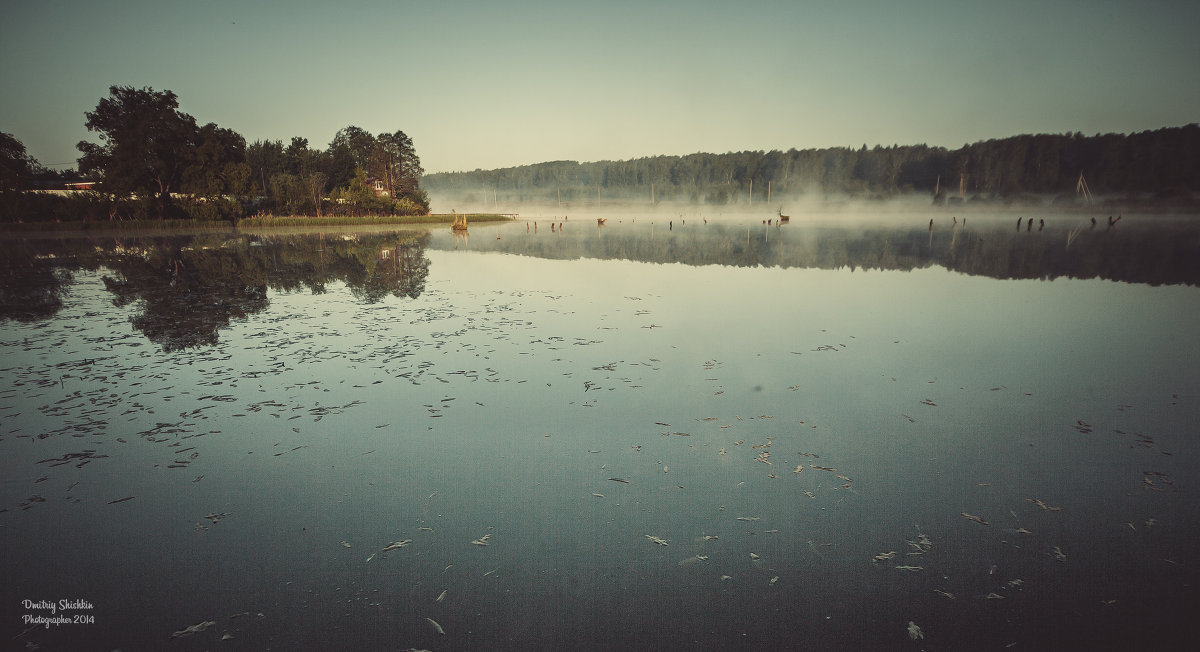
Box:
2;212;1198;650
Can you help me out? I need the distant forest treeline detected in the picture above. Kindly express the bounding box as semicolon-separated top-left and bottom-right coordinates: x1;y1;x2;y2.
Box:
423;124;1200;208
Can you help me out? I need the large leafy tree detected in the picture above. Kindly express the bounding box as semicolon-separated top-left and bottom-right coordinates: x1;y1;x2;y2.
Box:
181;123;249;199
77;86;199;218
375;130;423;200
1;131;40;192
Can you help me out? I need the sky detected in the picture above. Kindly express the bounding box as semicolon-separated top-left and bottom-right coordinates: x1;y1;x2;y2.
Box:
2;0;1197;174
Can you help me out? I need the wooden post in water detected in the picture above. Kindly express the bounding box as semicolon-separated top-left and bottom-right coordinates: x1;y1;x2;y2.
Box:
749;179;753;207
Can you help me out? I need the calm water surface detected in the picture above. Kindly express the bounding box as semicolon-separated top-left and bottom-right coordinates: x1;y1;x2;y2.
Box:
2;215;1198;650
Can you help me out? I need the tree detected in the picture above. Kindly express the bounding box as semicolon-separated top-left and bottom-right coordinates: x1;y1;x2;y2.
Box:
246;140;285;196
330;126;377;171
181;123;248;199
375;130;419;199
1;131;39;192
77;86;200;219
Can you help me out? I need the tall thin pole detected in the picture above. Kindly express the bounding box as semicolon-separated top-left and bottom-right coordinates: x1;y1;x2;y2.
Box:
749;179;753;206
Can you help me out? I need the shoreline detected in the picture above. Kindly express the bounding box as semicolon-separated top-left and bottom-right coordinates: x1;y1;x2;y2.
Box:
0;213;516;235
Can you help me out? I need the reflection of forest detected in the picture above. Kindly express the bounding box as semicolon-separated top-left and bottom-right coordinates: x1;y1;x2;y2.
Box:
434;219;1200;286
0;231;430;350
4;220;1198;349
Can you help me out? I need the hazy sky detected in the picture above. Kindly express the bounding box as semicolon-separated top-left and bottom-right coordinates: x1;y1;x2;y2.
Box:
2;0;1196;173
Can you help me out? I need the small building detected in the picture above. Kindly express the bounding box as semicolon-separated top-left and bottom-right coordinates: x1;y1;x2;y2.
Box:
364;177;390;197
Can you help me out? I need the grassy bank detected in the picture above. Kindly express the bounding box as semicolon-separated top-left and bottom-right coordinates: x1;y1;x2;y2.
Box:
0;213;515;234
235;213;514;228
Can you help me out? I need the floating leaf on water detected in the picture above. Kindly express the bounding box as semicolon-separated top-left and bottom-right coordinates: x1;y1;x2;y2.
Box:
1026;498;1063;511
171;620;216;638
907;621;924;640
381;540;412;552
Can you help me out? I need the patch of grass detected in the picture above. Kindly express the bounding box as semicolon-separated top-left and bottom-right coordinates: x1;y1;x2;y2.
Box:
235;213;515;228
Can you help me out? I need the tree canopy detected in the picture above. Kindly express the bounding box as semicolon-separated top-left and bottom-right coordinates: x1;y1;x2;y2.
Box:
55;86;429;221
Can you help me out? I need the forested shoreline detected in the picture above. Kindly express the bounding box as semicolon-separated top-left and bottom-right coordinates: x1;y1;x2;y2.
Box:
424;125;1200;210
1;86;429;223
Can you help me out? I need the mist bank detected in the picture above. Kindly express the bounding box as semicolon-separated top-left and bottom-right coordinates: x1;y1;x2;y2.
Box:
423;124;1200;213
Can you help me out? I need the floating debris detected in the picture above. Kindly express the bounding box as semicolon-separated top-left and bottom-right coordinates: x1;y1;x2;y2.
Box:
984;592;1005;600
894;565;924;572
645;534;669;547
736;516;760;522
591;493;605;498
749;552;761;560
769;576;779;586
381;540;412;552
472;533;492;546
793;465;803;474
204;512;231;524
171;620;216;638
426;617;445;635
107;496;134;505
340;540;351;548
961;512;989;525
1027;498;1063;511
436;589;447;603
608;477;630;483
874;551;897;562
907;621;924;640
1050;546;1067;562
934;589;956;600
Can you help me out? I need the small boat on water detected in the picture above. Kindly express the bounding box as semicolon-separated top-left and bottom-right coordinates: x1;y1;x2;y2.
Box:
777;207;790;223
597;218;607;225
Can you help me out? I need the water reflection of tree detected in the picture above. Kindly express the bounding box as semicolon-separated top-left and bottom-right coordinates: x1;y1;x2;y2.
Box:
352;234;430;303
100;238;271;351
0;253;72;322
0;230;431;350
